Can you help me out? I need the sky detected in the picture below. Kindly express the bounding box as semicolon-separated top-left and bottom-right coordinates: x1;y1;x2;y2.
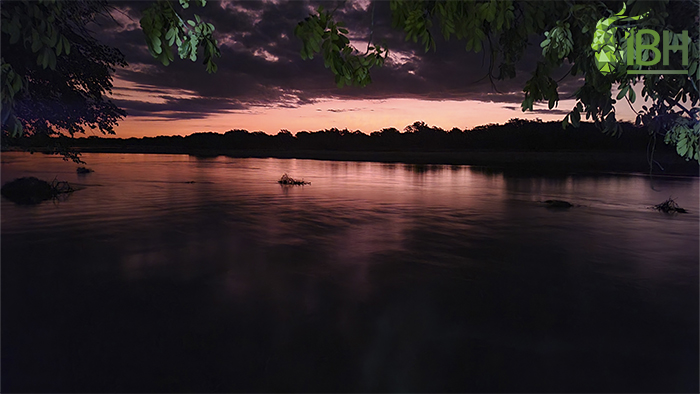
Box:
97;0;640;138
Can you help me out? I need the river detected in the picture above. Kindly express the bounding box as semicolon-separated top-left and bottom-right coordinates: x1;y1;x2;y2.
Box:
2;152;698;392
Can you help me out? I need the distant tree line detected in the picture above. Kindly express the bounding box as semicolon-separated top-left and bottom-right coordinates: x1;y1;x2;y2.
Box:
2;119;666;154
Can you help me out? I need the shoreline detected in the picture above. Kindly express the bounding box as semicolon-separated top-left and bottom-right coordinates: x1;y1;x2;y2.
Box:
4;147;699;176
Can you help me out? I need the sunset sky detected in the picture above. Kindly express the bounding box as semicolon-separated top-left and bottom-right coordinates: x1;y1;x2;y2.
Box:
99;0;640;138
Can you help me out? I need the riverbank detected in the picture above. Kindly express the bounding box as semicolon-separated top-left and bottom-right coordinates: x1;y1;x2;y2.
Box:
60;147;700;176
3;146;697;176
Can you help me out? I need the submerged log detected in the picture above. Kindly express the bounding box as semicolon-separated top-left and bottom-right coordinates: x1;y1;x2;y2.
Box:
1;177;74;205
544;199;574;208
653;198;688;213
278;173;310;185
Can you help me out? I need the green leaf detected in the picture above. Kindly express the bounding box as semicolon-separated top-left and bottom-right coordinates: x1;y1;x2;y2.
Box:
56;37;63;56
11;74;21;93
188;20;196;27
49;29;58;47
571;109;581;127
473;39;482;53
151;36;162;54
616;85;628;100
677;135;688;148
310;38;320;53
47;48;56;70
32;34;42;53
41;50;49;69
7;22;19;44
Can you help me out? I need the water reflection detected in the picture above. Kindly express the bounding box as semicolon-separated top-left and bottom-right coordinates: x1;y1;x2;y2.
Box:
1;152;698;392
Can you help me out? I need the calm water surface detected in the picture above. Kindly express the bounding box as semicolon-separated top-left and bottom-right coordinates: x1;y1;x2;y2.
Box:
2;152;698;392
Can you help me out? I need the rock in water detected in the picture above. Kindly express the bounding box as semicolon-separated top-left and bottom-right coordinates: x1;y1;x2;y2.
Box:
544;199;574;208
1;177;55;204
278;173;310;185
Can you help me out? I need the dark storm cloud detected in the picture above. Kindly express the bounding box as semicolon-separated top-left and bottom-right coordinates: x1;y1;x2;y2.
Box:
113;96;247;120
501;105;571;115
98;0;579;121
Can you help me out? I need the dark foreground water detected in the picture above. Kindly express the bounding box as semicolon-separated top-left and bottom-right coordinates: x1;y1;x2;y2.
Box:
2;152;698;392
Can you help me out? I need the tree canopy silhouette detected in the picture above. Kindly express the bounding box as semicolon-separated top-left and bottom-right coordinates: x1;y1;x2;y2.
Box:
57;119;656;153
1;0;219;161
1;0;129;160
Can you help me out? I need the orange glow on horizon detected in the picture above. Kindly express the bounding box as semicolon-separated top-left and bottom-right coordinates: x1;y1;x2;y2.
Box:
107;96;638;138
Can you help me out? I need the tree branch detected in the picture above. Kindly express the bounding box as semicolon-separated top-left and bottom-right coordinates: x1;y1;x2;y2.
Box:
624;95;640;115
364;0;375;55
485;33;501;93
166;1;191;34
663;96;698;120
